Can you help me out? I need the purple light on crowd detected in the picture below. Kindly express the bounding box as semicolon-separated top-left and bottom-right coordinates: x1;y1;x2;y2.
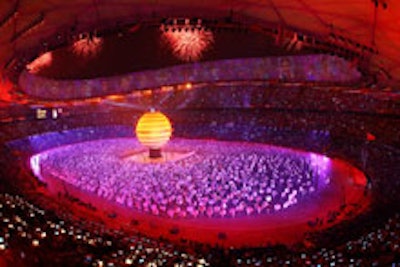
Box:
29;138;323;219
309;152;332;188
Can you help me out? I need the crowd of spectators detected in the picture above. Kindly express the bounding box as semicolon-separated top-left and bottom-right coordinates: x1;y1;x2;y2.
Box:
0;91;399;265
20;54;360;100
129;83;400;116
0;181;399;266
0;192;209;267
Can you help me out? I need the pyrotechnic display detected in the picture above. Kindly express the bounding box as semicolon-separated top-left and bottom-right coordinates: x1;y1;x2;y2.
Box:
71;34;103;58
161;25;214;62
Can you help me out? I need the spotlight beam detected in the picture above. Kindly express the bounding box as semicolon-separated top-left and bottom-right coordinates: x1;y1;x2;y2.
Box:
102;99;148;112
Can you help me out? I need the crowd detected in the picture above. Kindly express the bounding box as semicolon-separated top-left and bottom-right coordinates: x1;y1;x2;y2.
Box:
0;187;399;266
0;91;399;265
0;192;209;267
36;139;321;219
20;54;360;100
131;83;400;116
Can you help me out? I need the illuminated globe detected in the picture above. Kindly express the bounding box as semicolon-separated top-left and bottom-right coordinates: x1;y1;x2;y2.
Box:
135;110;172;158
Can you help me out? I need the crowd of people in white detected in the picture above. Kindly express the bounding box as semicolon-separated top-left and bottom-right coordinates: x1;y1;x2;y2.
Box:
36;138;319;219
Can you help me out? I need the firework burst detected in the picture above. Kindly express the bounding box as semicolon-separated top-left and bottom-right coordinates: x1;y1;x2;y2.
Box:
161;26;214;62
71;35;103;58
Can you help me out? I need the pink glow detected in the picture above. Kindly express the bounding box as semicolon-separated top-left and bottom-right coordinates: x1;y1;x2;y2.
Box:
309;152;332;186
26;52;53;74
29;154;42;180
161;27;214;62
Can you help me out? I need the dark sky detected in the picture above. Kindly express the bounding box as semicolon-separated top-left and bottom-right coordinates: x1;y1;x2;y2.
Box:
37;26;312;80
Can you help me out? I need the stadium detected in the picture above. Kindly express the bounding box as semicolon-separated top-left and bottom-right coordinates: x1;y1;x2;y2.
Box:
0;1;399;266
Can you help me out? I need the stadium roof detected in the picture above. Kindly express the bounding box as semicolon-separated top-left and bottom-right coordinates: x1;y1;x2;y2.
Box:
0;0;399;88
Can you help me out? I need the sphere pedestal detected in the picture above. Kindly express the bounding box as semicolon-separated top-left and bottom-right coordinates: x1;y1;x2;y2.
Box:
125;148;195;164
149;148;162;159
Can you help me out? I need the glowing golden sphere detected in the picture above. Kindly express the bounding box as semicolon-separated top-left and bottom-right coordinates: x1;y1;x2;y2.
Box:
135;111;172;150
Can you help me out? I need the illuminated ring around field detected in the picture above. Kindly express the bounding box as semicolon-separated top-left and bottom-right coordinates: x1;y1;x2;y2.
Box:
30;137;369;247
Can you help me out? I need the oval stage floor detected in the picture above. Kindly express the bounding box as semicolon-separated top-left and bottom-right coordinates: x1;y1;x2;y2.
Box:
30;138;370;247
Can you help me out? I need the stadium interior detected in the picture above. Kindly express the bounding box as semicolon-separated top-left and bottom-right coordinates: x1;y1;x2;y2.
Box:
0;1;399;266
